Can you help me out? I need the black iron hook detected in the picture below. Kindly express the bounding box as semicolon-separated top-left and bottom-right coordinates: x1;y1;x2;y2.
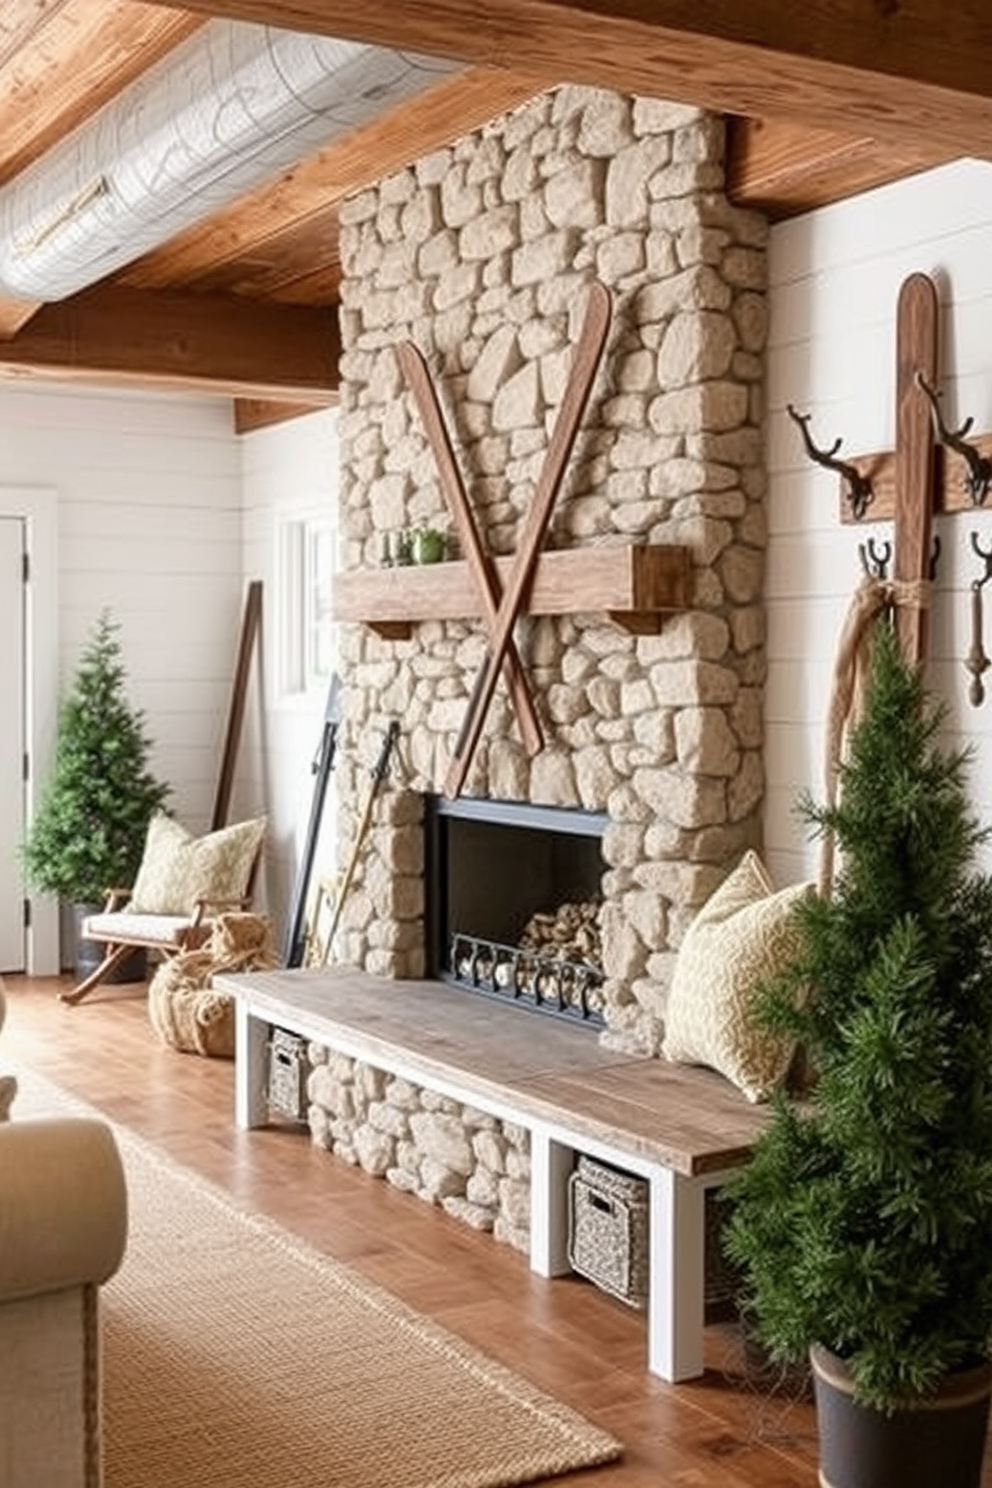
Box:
966;531;992;706
915;372;992;507
930;532;942;581
787;404;874;521
858;537;892;580
971;530;992;587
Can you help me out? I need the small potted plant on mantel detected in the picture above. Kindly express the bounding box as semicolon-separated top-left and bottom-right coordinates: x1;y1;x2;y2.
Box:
724;620;992;1488
23;610;171;979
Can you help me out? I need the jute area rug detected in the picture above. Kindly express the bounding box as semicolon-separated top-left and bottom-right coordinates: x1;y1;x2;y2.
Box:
15;1069;621;1488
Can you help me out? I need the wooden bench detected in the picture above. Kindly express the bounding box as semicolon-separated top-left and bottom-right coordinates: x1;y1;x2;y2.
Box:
214;966;770;1383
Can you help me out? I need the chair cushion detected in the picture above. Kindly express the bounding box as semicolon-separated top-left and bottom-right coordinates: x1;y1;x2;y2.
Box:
661;850;813;1103
127;813;266;915
84;911;197;946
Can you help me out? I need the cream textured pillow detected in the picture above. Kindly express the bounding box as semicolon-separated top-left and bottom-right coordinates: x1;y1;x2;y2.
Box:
128;813;266;915
662;850;813;1103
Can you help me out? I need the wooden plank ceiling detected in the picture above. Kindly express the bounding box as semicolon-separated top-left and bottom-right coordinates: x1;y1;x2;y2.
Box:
0;0;975;418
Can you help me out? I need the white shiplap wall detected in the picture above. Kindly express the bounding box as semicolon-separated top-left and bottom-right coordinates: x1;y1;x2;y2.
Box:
765;159;992;888
12;156;992;965
240;408;339;948
0;382;246;968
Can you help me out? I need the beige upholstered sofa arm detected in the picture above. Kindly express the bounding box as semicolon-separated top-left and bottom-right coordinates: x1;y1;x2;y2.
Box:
0;1117;127;1303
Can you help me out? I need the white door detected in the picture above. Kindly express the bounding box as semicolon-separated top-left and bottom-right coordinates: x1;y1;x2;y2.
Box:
0;517;25;971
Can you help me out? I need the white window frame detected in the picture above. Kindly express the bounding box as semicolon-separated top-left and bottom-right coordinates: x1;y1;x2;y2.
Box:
277;508;334;699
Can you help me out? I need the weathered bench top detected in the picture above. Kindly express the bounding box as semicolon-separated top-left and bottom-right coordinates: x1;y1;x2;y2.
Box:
215;966;770;1178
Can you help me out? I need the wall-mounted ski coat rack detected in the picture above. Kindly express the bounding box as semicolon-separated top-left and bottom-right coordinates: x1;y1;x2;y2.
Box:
788;271;992;667
801;275;992;528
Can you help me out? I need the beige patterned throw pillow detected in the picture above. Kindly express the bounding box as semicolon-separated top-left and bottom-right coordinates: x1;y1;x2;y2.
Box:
661;850;813;1103
129;813;266;916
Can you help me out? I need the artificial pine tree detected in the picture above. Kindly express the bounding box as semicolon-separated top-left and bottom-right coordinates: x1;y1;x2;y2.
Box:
724;619;992;1413
23;611;170;906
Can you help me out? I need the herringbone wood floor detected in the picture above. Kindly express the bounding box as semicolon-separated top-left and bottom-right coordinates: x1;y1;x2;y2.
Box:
3;973;825;1487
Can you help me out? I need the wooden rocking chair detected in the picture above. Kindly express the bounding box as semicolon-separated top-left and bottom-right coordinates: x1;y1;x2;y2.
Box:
61;813;266;1006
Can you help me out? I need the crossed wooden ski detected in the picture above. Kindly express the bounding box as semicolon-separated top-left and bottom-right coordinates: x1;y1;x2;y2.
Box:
399;279;611;797
397;341;543;758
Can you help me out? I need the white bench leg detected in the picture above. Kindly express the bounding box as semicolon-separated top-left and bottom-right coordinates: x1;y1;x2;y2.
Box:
528;1128;573;1277
648;1168;706;1382
234;1000;270;1129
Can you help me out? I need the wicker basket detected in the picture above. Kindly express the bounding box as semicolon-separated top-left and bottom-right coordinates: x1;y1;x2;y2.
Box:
267;1026;308;1121
568;1155;649;1309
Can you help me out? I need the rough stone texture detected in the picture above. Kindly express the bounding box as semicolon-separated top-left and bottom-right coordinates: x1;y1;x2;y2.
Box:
306;1042;532;1251
321;81;768;1245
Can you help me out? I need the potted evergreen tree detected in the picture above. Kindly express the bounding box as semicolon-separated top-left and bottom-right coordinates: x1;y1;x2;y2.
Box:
23;610;171;978
724;620;992;1488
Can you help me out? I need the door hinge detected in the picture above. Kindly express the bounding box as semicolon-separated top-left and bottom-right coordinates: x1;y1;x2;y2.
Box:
23;751;29;783
23;898;31;929
22;551;29;583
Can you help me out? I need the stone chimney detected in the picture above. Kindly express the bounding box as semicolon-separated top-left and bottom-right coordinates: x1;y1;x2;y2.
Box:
333;85;769;1056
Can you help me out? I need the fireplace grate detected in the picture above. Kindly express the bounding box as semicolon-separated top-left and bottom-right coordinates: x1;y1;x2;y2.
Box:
448;932;605;1026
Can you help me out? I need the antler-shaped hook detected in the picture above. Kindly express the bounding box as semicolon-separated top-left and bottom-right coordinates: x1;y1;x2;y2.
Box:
915;372;992;507
858;536;892;580
787;404;874;520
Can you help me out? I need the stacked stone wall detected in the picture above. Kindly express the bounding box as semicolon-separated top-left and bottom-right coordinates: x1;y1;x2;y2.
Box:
306;1042;532;1252
333;84;768;1057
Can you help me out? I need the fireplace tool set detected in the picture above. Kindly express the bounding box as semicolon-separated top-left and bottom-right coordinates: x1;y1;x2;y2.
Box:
282;671;343;968
303;719;400;967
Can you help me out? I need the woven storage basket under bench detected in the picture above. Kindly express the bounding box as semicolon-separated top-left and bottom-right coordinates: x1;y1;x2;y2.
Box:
567;1154;739;1318
568;1155;649;1308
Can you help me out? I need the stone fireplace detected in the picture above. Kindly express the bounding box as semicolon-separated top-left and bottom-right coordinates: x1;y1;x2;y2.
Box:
330;83;769;1060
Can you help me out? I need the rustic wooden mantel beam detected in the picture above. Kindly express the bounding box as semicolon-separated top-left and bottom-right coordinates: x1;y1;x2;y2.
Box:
332;543;691;640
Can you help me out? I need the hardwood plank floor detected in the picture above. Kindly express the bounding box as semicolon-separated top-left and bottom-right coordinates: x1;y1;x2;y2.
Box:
2;974;824;1487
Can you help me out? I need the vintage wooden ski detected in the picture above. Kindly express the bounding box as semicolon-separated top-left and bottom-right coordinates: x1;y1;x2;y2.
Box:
894;272;938;664
397;341;543;757
444;279;611;798
211;579;262;830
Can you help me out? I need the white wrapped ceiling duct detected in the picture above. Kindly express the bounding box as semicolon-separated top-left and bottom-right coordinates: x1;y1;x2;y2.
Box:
0;20;456;300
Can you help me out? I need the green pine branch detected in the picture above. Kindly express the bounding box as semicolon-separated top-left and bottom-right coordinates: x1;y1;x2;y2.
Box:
725;621;992;1412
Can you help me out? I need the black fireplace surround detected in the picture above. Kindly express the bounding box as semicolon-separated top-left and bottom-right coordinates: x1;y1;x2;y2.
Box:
424;794;608;1026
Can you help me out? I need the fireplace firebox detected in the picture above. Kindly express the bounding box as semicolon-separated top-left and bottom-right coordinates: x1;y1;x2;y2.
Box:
424;795;608;1025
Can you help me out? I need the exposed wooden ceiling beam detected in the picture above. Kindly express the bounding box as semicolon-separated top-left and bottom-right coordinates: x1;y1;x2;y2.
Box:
0;284;340;399
233;397;332;433
0;297;43;339
140;0;992;160
0;0;74;67
726;118;958;221
0;1;206;189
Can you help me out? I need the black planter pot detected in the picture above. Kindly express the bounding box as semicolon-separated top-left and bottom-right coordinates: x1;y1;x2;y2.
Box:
811;1344;992;1488
73;903;147;985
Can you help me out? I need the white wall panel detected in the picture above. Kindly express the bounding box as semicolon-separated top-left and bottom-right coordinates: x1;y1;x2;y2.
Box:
240;409;339;948
766;158;992;883
0;383;244;951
